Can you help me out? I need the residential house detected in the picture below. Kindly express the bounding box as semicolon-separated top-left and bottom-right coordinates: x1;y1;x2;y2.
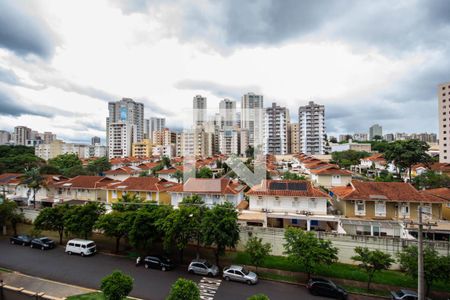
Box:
244;180;342;231
104;166;142;181
106;177;179;205
54;176;117;203
156;166;183;183
332;181;446;238
310;166;352;187
167;178;246;208
422;188;450;220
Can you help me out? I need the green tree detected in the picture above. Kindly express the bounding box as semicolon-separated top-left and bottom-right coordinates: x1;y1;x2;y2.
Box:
100;270;133;300
384;140;431;180
0;145;43;173
283;227;338;280
351;247;394;291
247;294;270;300
161;156;172;168
48;153;84;177
202;202;240;266
95;211;130;253
413;171;450;189
245;236;272;272
0;199;20;235
34;205;69;245
64;202;105;239
331;150;371;169
87;157;111;175
112;193;143;212
282;171;306;180
398;246;448;296
171;170;183;183
370;140;390;153
181;195;205;257
22;167;46;209
166;278;200;300
245;145;254;158
197;167;213;178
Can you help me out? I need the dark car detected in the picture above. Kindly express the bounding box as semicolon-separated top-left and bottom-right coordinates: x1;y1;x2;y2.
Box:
10;235;32;246
307;278;348;299
143;255;174;271
30;237;55;250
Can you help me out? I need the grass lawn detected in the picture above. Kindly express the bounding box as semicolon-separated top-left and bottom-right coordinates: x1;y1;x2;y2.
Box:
66;292;133;300
0;267;12;272
233;252;450;293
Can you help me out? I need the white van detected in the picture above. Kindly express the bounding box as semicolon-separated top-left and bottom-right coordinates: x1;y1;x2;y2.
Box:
65;239;97;256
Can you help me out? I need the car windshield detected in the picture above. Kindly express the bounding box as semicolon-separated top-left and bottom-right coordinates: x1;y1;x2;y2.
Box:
204;261;212;268
87;243;95;248
241;268;250;275
396;291;405;297
40;238;51;242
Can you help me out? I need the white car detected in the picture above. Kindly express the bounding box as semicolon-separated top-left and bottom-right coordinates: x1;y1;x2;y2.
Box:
65;239;96;257
188;259;219;277
223;265;258;285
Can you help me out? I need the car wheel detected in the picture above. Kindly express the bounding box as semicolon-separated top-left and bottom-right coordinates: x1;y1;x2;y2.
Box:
188;269;194;274
22;242;26;246
246;280;252;285
207;272;213;277
224;276;230;281
10;240;14;244
144;264;149;269
161;266;166;272
41;246;45;251
67;251;72;255
309;289;317;296
80;252;85;257
30;244;33;248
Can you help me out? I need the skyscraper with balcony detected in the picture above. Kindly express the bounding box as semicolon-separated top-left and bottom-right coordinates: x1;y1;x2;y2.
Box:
241;92;264;149
193;95;207;127
106;98;144;158
369;124;383;140
298;101;326;155
264;102;290;155
439;81;450;163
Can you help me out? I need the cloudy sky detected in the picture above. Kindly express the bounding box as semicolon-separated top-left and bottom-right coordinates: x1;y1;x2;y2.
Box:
0;0;449;143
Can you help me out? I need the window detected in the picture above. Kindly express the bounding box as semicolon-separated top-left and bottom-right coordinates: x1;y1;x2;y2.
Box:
146;192;152;200
112;190;117;198
274;196;281;207
257;197;263;206
292;197;299;208
400;203;410;216
291;219;299;225
355;201;365;215
421;204;432;220
375;201;386;217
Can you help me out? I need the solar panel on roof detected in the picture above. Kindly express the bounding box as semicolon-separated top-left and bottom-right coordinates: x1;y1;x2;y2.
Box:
287;182;307;191
269;182;287;190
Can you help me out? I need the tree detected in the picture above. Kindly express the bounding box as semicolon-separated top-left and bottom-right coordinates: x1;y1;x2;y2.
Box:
171;170;183;183
245;236;272;272
166;278;200;300
112;193;143;212
197;167;213;178
100;270;133;300
202;202;240;266
370;140;390;153
329;137;338;143
87;157;111;175
22;167;46;209
64;202;105;239
181;195;205;257
245;145;254;158
283;227;338;280
413;171;450;189
0;145;44;173
95;211;130;253
247;294;270;300
0;199;19;234
34;205;69;245
48;153;83;177
351;247;394;291
282;171;306;180
384;140;431;180
331;150;371;169
398;245;448;296
161;156;172;168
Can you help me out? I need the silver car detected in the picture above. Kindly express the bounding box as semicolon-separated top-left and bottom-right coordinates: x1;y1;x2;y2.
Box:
223;265;258;285
188;259;219;277
390;290;431;300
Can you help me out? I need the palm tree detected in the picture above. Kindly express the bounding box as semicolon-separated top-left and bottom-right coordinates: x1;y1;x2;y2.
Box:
22;168;46;209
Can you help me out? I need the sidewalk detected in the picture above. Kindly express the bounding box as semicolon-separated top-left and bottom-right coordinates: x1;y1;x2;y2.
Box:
0;271;94;299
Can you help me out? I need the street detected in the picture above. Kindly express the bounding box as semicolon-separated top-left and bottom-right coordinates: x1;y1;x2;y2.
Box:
0;238;369;300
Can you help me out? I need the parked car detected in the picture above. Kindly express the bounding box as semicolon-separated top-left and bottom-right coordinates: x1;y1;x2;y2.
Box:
65;239;96;256
30;237;55;250
223;265;258;285
307;278;347;299
10;235;32;246
188;259;219;277
143;255;174;271
390;289;430;300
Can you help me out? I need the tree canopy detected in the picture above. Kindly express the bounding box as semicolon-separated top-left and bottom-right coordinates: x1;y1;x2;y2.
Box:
87;157;111;175
34;205;69;245
331;150;371;169
413;171;450;189
64;202;105;239
0;145;43;173
100;270;133;300
166;278;200;300
48;153;84;177
282;171;306;180
245;236;272;271
95;211;130;253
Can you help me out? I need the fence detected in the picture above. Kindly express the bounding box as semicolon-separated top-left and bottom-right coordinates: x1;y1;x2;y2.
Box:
237;226;450;268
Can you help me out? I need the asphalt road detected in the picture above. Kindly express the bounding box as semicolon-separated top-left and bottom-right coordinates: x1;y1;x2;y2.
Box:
0;238;350;300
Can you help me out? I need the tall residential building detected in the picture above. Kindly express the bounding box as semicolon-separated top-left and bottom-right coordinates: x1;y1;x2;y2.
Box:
91;136;101;145
298;101;326;155
288;123;300;154
219;98;236;128
132;139;152;158
241;92;264;149
264;102;290;155
43;132;56;144
13;126;31;146
107;98;144;158
369;124;383;140
144;117;166;140
35;140;106;160
152;128;176;147
181;128;213;157
384;133;395;142
0;130;11;145
353;133;368;141
439;81;450;162
193;95;207;127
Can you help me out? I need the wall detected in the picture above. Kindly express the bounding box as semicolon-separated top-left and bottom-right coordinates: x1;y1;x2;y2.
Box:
237;226;450;269
248;195;328;215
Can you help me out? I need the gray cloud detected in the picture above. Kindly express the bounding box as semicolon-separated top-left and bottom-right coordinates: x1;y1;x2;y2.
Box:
0;87;53;118
0;2;55;59
0;66;45;90
175;79;261;100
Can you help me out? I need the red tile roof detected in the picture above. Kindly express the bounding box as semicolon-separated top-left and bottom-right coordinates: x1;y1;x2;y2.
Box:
430;163;450;173
106;177;180;192
422;188;450;201
332;181;446;203
167;178;246;195
246;180;329;198
104;166;142;175
362;153;386;163
0;173;23;184
55;176;118;189
310;165;352;176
